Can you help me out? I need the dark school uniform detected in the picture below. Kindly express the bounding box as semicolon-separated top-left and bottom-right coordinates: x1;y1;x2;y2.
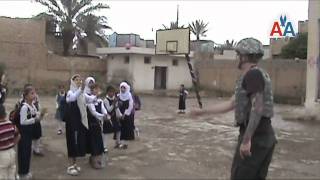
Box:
103;96;121;134
64;90;88;158
178;89;188;110
18;103;37;175
87;100;105;156
118;96;135;140
32;99;42;140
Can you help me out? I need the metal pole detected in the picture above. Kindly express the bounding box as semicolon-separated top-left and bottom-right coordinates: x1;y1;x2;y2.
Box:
185;54;203;109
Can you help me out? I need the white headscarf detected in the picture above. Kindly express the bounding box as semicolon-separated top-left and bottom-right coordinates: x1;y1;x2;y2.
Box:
70;74;80;92
119;82;132;101
84;77;95;94
70;74;89;129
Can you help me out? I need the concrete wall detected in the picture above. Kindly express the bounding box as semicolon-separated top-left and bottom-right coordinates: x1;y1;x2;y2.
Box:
105;54;192;91
196;59;306;104
305;0;320;108
263;46;271;59
213;48;271;60
214;50;237;60
0;17;107;94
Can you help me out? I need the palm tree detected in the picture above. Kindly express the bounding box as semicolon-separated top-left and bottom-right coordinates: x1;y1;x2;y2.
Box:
35;0;109;56
76;14;111;47
189;20;209;40
162;21;185;30
223;39;237;50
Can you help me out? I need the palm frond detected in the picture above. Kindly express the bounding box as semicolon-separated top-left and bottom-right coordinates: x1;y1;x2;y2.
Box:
76;3;109;19
35;0;66;20
36;0;110;55
75;14;111;44
100;24;112;29
70;0;92;19
189;19;209;40
162;24;170;30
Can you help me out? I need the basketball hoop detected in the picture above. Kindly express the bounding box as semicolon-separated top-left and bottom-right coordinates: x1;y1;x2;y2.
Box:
155;28;202;108
155;28;190;55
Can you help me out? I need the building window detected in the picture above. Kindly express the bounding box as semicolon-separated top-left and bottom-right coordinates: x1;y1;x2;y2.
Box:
144;57;151;64
172;59;178;66
124;56;130;64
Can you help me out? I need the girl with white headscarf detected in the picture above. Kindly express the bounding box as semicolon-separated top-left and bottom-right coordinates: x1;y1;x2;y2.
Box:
84;77;97;104
64;74;89;176
116;82;135;145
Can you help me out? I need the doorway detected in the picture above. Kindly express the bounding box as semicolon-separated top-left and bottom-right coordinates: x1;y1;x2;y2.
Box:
154;66;167;89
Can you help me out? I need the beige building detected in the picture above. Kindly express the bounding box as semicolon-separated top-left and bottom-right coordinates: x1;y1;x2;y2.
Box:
97;46;193;91
305;0;320;108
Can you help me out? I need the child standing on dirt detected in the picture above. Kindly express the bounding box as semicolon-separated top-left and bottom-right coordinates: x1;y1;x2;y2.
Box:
55;85;66;135
178;84;188;114
117;82;135;145
64;74;88;176
0;105;20;180
103;85;125;150
17;86;41;179
123;81;140;138
87;83;107;169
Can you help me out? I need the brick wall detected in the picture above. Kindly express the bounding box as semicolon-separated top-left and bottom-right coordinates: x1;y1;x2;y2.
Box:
0;17;107;95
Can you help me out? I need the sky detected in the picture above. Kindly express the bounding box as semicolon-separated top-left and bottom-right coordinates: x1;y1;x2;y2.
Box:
0;0;309;45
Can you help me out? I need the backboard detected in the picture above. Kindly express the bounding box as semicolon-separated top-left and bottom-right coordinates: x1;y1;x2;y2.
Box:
155;28;190;55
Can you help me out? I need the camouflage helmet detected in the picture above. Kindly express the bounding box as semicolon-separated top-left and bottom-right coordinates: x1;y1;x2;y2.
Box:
235;38;264;56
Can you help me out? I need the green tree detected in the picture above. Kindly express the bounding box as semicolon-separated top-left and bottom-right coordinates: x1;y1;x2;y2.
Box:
36;0;109;56
189;20;209;40
281;33;308;59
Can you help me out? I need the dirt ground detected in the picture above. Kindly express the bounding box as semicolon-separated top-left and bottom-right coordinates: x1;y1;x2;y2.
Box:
5;95;320;179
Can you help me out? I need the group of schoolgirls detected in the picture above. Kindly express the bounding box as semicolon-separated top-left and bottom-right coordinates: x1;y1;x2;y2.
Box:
0;72;46;180
63;74;137;176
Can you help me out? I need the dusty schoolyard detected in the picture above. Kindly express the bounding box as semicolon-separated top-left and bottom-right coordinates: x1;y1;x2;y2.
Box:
5;95;320;179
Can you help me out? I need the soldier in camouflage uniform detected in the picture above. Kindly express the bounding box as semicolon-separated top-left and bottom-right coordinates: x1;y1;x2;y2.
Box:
191;38;277;180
